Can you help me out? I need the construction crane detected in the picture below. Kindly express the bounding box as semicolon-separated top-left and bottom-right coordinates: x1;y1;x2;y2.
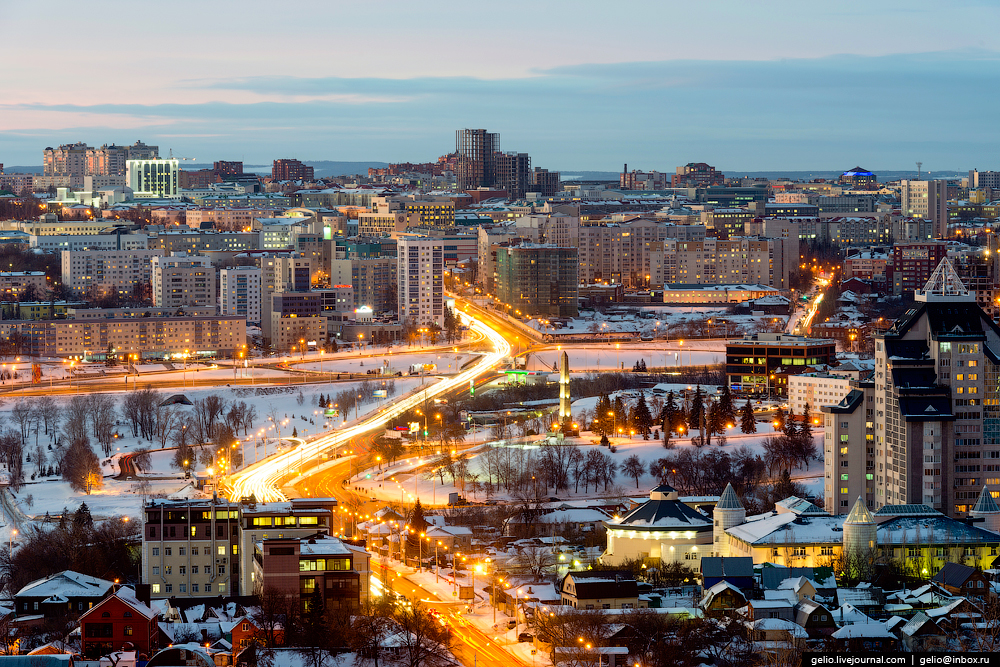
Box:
168;148;197;161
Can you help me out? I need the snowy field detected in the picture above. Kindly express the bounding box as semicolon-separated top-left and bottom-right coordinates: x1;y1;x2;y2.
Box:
356;386;825;507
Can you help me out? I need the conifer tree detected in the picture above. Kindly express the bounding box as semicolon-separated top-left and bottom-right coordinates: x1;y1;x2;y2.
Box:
740;400;757;434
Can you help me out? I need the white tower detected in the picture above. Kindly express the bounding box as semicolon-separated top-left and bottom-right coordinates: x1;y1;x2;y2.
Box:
969;486;1000;533
713;483;746;557
842;496;877;555
559;351;571;421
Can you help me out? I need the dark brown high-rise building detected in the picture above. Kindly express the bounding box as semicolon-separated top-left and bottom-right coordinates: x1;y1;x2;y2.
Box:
272;159;314;181
214;160;243;176
533;167;561;197
495;151;531;199
671;162;724;187
456;129;498;191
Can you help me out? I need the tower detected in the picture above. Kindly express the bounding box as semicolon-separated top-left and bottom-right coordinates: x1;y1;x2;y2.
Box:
969;486;1000;533
559;351;571;421
842;496;877;556
713;483;746;557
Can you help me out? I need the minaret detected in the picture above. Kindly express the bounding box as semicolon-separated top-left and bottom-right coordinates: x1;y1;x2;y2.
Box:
843;496;877;556
969;486;1000;533
559;351;571;421
714;483;746;557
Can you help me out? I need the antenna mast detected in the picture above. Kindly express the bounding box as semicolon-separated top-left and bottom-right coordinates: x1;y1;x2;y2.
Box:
916;161;923;180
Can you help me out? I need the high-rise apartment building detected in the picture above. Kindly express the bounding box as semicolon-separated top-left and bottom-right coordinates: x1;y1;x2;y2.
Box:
532;168;561;197
271;159;314;181
220;266;262;324
891;241;948;296
330;257;398;315
214;161;244;176
456;129;499;191
127;158;179;198
257;253;313;344
495;152;531;199
397;236;444;326
43;143;88;177
151;253;215;308
494;244;578;318
824;259;1000;519
901;179;948;238
61;249;165;299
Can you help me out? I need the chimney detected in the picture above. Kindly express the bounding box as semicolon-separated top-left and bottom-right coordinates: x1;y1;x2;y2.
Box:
135;583;152;608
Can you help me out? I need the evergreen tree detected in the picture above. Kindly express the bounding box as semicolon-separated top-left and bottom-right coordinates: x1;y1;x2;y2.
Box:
74;502;93;530
594;395;612;436
740;400;757;434
784;409;798;438
612;395;628;438
773;406;787;432
662;391;678;433
318;393;326;408
600;433;610;447
292;427;298;438
688;386;705;434
718;384;737;426
800;402;814;442
631;393;653;440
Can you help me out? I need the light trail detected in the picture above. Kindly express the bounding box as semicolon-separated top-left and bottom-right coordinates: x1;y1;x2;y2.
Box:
224;312;511;503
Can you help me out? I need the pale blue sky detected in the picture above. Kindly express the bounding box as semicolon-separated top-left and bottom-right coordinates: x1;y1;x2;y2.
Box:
2;0;999;170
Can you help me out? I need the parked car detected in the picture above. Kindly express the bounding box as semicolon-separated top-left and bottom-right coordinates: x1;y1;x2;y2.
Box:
518;632;534;643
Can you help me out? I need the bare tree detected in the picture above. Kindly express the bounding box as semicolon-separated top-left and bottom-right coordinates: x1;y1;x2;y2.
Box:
132;447;152;474
31;443;45;477
154;404;180;449
9;399;32;446
87;394;117;455
513;545;556;577
0;430;24;490
63;396;89;450
60;437;102;494
36;396;60;444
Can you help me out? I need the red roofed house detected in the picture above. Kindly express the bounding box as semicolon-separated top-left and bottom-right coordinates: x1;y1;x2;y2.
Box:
79;588;158;660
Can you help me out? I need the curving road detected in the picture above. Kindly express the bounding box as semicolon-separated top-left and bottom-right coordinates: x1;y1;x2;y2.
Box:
222;311;511;503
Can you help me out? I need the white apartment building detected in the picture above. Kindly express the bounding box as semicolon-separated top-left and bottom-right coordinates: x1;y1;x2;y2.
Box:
60;249;165;298
900;180;948;238
185;208;281;232
255;218;311;249
127;158;179;199
788;372;853;417
397;236;444;327
655;236;791;289
151;253;215;308
30;233;149;252
220;266;262;324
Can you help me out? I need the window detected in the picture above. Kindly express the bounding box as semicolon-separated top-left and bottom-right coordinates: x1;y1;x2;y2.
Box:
179;566;186;575
165;547;172;556
191;547;199;556
124;626;133;636
152;548;159;557
179;547;186;556
165;584;173;593
192;584;199;593
180;584;187;593
152;584;161;594
165;566;172;575
219;565;226;574
218;546;226;556
152;567;160;576
242;623;250;632
192;566;199;574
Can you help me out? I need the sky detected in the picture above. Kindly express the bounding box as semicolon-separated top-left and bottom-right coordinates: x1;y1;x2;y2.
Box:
2;0;1000;171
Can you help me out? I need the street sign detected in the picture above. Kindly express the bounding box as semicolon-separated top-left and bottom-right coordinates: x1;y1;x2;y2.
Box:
459;586;474;600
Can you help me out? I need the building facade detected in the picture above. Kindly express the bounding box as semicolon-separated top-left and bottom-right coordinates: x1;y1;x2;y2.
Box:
271;159;313;181
725;333;838;396
901;180;948;239
220;266;262;324
61;250;164;299
397;237;444;327
127;158;179;199
494;244;579;318
151;253;215;308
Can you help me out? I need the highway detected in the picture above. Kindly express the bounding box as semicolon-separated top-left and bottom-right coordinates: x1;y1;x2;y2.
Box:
223;311;511;503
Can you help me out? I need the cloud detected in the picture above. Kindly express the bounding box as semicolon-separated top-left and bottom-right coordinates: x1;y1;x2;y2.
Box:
3;49;1000;170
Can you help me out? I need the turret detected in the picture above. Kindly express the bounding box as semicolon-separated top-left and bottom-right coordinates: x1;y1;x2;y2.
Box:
713;483;746;557
842;496;877;555
969;486;1000;533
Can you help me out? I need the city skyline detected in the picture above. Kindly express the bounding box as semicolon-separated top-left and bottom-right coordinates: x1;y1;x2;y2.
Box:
2;0;1000;170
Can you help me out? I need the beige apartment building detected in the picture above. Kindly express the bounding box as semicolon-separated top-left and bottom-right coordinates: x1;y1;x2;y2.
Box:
151;253;215;308
61;249;165;298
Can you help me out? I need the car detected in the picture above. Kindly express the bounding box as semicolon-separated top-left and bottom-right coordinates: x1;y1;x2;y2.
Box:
507;620;517;630
518;632;534;643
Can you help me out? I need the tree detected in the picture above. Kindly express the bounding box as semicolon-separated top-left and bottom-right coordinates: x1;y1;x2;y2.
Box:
800;402;814;443
612;395;627;438
132;447;152;473
784;409;798;440
688;386;704;435
740;400;757;434
9;399;32;447
389;600;454;667
622;454;645;488
513;545;556;577
718;384;737;426
86;394;117;455
631;393;653;439
61;437;102;494
772;406;787;432
593;394;612;436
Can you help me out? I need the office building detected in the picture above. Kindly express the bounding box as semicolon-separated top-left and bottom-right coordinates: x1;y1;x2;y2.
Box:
127;158;179;198
824;258;1000;519
30;233;149;252
456;128;499;191
357;211;412;237
901;180;948;238
147;230;259;255
220;266;262;324
372;195;456;229
725;333;838;396
61;249;164;299
271;159;314;181
151;253;215;308
494;244;579;318
397;236;444;327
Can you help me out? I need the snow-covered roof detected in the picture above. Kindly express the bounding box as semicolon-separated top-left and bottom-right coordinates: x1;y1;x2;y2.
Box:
831;622;894;639
832;603;873;625
16;570;115;599
726;512;844;546
748;618;808;637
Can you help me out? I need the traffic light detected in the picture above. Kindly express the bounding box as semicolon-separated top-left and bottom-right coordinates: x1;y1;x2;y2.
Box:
365;473;371;479
423;430;429;437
